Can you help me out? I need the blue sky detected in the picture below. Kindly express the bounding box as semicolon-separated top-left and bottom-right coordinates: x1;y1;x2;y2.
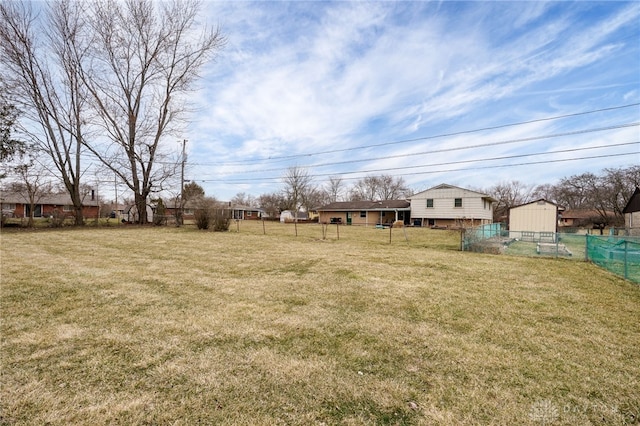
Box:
183;1;639;201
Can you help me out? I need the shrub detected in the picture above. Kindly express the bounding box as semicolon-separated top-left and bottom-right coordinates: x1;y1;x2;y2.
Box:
49;209;66;228
212;210;230;232
195;208;211;230
153;198;167;226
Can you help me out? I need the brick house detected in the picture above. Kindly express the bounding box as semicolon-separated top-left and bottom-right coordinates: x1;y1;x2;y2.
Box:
0;191;99;220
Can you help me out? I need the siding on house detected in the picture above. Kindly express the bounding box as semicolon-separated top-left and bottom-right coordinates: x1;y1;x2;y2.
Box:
623;187;640;236
509;199;558;233
409;184;494;227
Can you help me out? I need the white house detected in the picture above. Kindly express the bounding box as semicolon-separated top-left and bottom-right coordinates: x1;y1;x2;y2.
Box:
409;184;495;228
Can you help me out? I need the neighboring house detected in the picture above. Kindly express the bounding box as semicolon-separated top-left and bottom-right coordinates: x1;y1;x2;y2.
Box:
164;199;198;221
509;199;563;241
623;187;640;236
559;209;616;229
316;200;411;226
0;191;99;219
280;210;309;223
409;184;495;228
228;203;265;220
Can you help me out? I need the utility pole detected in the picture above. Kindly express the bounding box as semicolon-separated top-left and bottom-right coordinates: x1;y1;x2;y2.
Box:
180;139;187;225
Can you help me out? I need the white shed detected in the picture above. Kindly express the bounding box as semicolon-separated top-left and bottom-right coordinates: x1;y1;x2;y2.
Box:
509;199;560;240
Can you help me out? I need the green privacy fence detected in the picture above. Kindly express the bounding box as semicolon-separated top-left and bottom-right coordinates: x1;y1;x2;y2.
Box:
462;225;640;283
586;235;640;283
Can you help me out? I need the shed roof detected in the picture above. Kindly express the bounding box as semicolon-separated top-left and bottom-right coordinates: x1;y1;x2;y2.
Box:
510;199;565;211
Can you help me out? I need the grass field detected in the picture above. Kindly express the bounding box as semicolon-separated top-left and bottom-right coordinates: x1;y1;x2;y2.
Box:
1;223;639;425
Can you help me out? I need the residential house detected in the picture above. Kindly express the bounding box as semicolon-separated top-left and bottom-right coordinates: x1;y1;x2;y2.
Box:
509;199;562;241
229;203;265;220
316;200;411;226
409;184;495;228
623;187;640;236
559;209;616;230
0;191;99;220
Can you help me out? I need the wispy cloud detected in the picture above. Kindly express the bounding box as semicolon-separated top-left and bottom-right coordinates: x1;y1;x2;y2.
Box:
187;1;640;199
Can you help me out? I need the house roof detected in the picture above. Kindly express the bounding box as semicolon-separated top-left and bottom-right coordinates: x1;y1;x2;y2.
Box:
562;209;614;219
0;191;99;207
318;200;410;211
410;183;497;202
623;187;640;214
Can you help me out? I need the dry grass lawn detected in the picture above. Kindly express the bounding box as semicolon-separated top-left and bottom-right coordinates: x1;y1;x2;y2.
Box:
1;223;639;425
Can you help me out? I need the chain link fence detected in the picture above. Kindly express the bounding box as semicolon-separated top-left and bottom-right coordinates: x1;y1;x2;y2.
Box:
462;224;639;283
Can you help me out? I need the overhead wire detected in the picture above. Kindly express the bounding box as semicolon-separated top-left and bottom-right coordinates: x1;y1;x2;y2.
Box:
192;141;639;183
193;122;639;174
189;102;640;166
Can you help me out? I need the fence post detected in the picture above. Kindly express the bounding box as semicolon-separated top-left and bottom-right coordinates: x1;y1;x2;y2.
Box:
585;234;589;262
624;240;628;280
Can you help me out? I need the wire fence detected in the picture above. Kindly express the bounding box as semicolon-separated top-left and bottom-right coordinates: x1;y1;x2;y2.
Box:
462;224;640;284
586;235;640;283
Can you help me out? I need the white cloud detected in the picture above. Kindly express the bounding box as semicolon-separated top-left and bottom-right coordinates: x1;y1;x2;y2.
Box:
185;1;640;200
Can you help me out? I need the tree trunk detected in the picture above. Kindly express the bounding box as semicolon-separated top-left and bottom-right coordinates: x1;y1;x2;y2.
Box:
135;192;148;224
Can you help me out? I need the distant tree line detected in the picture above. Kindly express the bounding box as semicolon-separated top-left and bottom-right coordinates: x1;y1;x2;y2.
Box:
486;165;640;227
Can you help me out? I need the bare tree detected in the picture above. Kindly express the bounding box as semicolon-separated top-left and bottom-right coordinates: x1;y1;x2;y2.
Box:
488;180;534;223
530;183;557;203
602;165;640;219
12;159;53;227
282;166;314;235
301;186;325;215
258;192;287;219
80;0;225;223
231;192;258;207
348;174;409;201
349;176;378;201
325;175;344;203
377;175;410;200
555;173;598;210
0;0;89;225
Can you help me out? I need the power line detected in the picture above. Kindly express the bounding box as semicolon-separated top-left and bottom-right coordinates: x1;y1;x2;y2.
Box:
191;102;640;166
192;142;639;183
193;122;639;174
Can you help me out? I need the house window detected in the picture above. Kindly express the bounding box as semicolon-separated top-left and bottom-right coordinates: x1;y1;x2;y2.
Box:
184;208;194;215
63;205;73;212
2;203;16;210
426;199;434;208
360;211;366;218
247;211;252;217
454;198;462;208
